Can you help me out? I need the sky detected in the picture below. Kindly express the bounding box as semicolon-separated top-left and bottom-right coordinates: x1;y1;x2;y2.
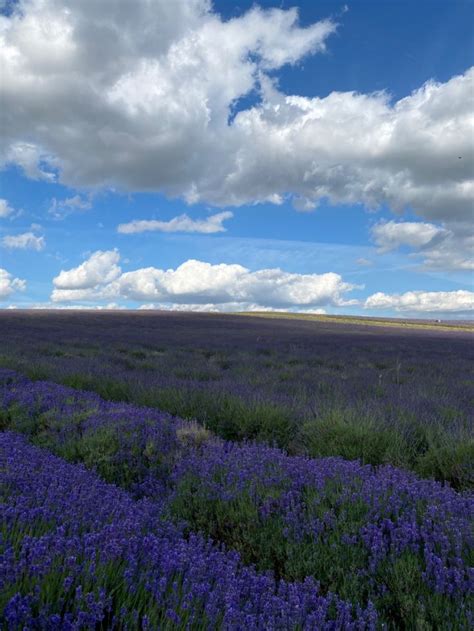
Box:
0;0;473;317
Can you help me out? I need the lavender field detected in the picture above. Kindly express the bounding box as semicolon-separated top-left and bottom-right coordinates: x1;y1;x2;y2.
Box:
0;311;473;629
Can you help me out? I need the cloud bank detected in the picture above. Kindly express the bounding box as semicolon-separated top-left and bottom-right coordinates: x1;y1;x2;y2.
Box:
364;290;474;314
51;249;357;310
50;250;474;315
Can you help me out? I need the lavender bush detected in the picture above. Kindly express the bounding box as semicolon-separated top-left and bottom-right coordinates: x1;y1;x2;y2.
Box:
1;369;472;628
2;432;378;629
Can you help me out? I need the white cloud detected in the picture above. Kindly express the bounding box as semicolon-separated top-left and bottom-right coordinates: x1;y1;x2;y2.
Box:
137;302;327;314
0;198;14;218
117;260;357;307
1;0;472;275
51;249;357;308
2;231;45;251
53;249;121;290
4;142;56;181
364;290;474;314
137;302;222;312
218;71;474;221
49;194;92;219
371;220;447;253
356;257;373;267
370;220;473;271
1;0;471;229
26;302;126;310
117;211;233;234
0;268;26;299
1;1;335;199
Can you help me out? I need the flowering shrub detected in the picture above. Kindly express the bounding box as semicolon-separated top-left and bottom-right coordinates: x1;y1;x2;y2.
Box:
1;431;377;629
0;369;472;628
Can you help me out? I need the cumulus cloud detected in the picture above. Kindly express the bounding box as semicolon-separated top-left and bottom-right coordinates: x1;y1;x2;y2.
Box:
364;290;474;314
118;211;233;234
49;194;92;219
2;0;471;228
370;220;473;271
0;268;26;299
53;249;121;290
0;1;334;197
2;231;45;250
219;72;474;220
0;198;14;218
51;249;357;308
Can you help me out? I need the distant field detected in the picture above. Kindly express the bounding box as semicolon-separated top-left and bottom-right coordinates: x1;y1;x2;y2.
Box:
1;310;473;628
237;310;474;331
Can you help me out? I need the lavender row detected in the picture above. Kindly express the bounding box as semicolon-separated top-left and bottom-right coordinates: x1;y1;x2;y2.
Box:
1;368;473;627
1;311;472;487
171;441;474;626
1;431;378;630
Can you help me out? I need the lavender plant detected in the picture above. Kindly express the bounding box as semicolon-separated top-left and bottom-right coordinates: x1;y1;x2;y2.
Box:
2;432;378;629
0;312;472;486
1;369;472;628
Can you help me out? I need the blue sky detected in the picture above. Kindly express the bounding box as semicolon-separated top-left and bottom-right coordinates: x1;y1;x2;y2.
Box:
0;0;473;316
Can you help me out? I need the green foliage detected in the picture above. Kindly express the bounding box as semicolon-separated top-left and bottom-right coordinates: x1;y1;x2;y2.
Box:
63;428;120;483
62;374;133;403
302;411;474;490
302;410;401;466
417;438;474;491
170;473;468;628
137;386;296;450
